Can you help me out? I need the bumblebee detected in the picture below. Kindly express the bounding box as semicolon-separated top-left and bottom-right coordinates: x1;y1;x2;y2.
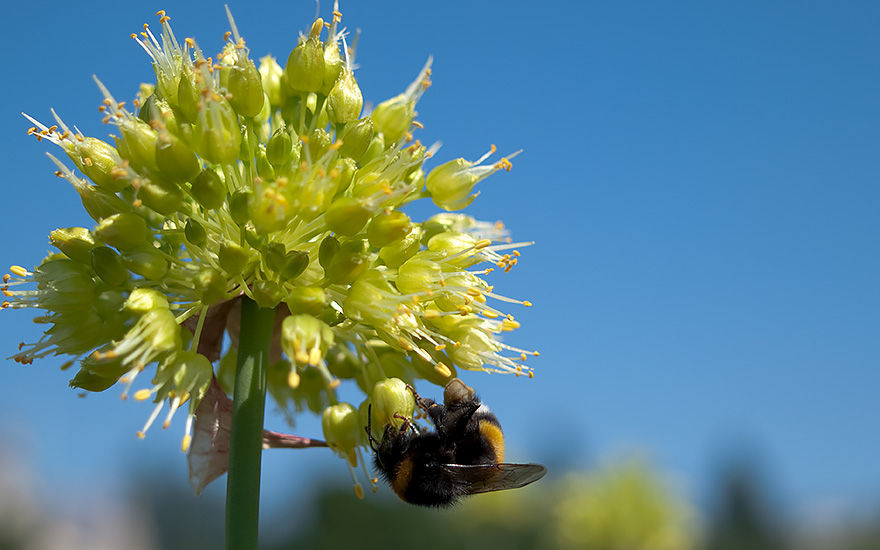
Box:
367;378;547;507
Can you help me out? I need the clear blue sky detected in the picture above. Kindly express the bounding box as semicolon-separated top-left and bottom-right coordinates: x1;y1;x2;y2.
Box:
2;0;878;527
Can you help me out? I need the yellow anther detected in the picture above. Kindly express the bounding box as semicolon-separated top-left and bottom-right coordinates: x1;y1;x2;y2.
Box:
423;309;439;319
309;18;324;37
288;371;300;389
130;33;137;39
2;273;9;282
83;157;93;166
332;10;343;19
160;15;171;24
354;483;364;500
223;31;232;41
136;431;146;439
295;351;309;364
466;287;482;297
513;250;521;257
331;140;343;150
9;265;28;277
308;346;322;366
185;37;195;47
523;300;533;307
156;10;166;16
48;125;58;133
458;305;472;316
329;378;342;389
412;121;424;130
434;344;446;351
1;301;10;309
474;238;492;250
397;337;414;351
481;310;499;319
134;389;152;401
520;353;528;361
1;288;9;297
181;434;192;453
433;363;452;378
528;371;534;378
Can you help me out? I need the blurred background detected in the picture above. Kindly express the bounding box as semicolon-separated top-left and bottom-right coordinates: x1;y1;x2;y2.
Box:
1;1;878;548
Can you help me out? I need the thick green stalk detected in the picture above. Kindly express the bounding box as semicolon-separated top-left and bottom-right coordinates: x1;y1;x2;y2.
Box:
225;298;274;550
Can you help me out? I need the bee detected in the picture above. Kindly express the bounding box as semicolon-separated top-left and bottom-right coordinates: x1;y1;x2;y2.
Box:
367;378;547;507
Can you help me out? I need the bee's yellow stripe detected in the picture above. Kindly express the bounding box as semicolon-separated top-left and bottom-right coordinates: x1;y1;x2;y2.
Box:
478;420;505;463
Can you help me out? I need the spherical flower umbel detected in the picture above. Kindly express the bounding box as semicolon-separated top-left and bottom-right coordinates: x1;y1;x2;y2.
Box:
4;4;538;494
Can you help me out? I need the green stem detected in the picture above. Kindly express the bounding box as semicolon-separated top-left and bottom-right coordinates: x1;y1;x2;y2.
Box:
225;297;274;550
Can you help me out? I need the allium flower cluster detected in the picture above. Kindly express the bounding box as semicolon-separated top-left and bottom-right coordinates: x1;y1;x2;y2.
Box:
3;6;536;478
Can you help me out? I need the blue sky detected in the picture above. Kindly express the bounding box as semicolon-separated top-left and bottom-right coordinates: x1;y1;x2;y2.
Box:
1;0;878;527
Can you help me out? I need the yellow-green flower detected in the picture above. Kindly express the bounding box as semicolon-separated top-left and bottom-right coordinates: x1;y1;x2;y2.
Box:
4;4;538;492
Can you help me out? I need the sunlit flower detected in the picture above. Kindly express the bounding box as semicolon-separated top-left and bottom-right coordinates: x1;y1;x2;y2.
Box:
4;2;537;495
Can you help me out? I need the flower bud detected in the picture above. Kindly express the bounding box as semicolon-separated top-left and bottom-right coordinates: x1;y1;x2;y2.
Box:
77;184;132;222
378;225;422;268
125;287;170;314
184;219;207;246
325;238;369;285
258;55;285;108
266;128;293;167
370;377;415;437
229;189;252;225
50;227;95;264
116;119;159;173
194;267;227;304
371;96;413;145
285;286;326;316
94;213;151;250
121;244;169;280
320;41;343;96
191;168;227;210
280;250;309;281
337;117;373;162
252;279;284;309
305;127;332;161
255;148;276;182
176;64;202;124
281;314;334;367
155;132;200;183
69;137;127;192
227;58;264;118
286;20;325;93
70;360;130;392
367;211;411;248
327;70;363;124
193;95;241;166
90;246;129;287
218;240;250;275
322;402;360;467
359;132;386;165
396;256;441;295
137;175;184;215
318;235;339;269
324;196;372;236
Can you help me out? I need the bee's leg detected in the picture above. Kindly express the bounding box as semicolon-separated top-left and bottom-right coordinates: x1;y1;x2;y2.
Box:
406;383;435;413
393;413;419;434
365;404;379;451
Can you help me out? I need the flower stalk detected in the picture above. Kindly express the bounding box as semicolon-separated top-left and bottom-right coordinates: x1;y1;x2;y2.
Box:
225;298;273;550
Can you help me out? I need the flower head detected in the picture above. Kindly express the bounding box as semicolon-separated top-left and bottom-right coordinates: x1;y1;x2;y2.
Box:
5;3;538;495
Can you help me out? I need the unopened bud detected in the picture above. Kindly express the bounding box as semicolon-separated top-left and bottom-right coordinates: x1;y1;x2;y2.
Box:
367;211;411;248
191;168;227;210
155;132;200;184
327;70;363;124
266;128;293;167
322;402;360;467
121;244;169;280
218;240;251;275
50;227;95;264
378;225;422;268
94;213;151;250
324;196;372;236
227;58;264;118
194;268;227;304
69;137;126;192
325;238;369;285
137;175;184;215
184;219;207;246
286;21;325;93
285;286;326;316
90;246;129;287
252;279;284;308
337;117;373;162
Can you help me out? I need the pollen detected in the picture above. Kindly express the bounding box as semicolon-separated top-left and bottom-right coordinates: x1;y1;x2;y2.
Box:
134;389;152;401
10;265;28;277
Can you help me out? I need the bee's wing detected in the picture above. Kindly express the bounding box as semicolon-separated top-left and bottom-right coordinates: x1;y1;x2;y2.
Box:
440;463;547;495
